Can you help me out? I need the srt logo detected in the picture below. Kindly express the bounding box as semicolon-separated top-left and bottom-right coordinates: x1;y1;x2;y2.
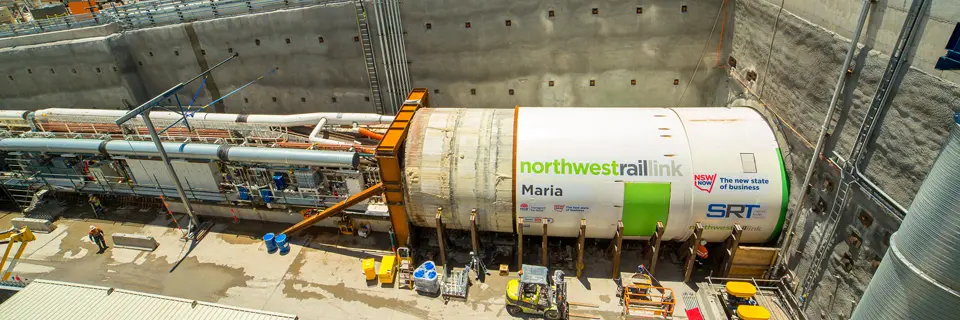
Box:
707;204;761;219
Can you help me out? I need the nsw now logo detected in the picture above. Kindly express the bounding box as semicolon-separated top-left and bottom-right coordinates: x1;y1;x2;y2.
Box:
694;174;717;193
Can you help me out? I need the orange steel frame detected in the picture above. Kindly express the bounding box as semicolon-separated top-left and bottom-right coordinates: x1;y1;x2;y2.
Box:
376;88;429;247
623;284;676;318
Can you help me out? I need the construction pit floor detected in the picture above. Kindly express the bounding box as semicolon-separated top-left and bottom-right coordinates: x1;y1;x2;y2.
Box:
0;201;744;320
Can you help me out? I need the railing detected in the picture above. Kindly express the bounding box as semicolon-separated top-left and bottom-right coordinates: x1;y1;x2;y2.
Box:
0;12;113;38
0;0;348;39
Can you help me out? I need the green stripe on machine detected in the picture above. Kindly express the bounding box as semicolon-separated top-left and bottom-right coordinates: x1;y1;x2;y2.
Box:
622;182;671;236
768;148;789;242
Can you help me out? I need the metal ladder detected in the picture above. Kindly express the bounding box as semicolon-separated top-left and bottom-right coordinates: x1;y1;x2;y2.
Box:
800;170;852;298
799;0;928;304
2;155;39;211
355;1;384;114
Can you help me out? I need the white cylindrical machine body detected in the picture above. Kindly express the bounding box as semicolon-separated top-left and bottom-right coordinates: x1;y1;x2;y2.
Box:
404;107;787;243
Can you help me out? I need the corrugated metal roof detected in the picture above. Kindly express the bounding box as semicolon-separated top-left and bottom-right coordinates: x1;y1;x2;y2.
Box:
0;280;298;320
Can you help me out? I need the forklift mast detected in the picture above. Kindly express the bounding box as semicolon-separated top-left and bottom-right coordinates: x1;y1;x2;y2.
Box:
552;270;569;319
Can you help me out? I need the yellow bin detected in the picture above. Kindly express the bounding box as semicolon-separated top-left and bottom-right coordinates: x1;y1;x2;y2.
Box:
737;305;771;320
726;281;758;299
361;258;377;281
378;255;397;284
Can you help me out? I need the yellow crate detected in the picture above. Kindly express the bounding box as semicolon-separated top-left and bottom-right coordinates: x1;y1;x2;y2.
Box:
378;255;397;284
361;258;376;281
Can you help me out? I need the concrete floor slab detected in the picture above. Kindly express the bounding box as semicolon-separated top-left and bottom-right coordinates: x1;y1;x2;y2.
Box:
1;204;706;319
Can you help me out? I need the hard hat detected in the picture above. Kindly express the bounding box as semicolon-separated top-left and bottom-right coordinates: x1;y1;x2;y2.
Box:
90;225;96;230
700;240;707;245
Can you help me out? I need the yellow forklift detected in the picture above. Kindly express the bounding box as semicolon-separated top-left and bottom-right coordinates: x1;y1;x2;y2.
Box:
505;264;568;320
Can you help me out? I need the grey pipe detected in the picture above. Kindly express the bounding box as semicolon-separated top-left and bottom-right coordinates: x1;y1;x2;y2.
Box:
852;120;960;319
778;0;873;269
105;140;223;160
0;138;107;154
226;147;359;168
373;0;396;112
383;0;401;110
389;0;411;96
386;0;405;107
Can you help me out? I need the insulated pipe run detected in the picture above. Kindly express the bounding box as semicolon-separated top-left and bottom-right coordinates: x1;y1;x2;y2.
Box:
30;109;395;126
308;118;329;142
777;0;873;270
0;138;359;168
306;117;355;146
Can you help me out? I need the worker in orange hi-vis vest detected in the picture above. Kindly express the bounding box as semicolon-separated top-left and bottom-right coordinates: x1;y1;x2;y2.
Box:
696;240;709;266
89;225;109;254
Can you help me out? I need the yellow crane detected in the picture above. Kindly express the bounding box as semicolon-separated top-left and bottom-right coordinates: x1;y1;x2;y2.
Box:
0;226;36;280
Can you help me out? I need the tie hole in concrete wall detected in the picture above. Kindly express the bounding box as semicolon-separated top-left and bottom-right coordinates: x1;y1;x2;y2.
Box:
465;22;470;28
589;80;595;86
50;69;55;74
548;80;554;87
364;96;370;101
138;61;143;66
272;97;277;102
505;20;511;26
318;37;324;43
433;89;439;94
548;10;554;17
149;51;153;57
637;7;642;14
354;36;360;42
228;48;234;53
301;97;306;102
682;5;688;13
425;23;431;29
244;98;249;103
631;79;636;85
71;69;77;74
96;68;101;74
470;88;476;95
174;50;180;56
508;89;514;95
255;39;260;46
27;69;32;74
592;8;598;15
673;79;679;86
201;49;206;55
7;75;12;81
332;97;337;103
285;38;291;44
112;67;118;72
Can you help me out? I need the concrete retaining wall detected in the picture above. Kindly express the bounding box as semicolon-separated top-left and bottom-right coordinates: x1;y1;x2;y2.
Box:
731;0;960;318
401;0;730;108
1;0;729;113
